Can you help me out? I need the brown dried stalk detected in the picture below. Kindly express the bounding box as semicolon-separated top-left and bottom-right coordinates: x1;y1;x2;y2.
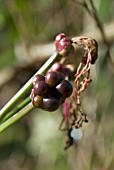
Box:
58;35;98;149
68;36;97;128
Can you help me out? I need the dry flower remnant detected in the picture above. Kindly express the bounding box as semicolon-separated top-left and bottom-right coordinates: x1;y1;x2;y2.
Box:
31;33;98;149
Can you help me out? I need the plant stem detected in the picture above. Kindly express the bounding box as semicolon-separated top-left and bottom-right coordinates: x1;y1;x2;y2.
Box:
0;103;34;133
1;97;30;123
0;51;60;120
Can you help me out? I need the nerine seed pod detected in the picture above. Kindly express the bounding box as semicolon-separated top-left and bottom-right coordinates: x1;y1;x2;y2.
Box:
32;74;45;86
32;95;43;108
49;62;62;72
55;33;67;48
42;97;61;112
55;33;74;57
45;71;64;87
33;81;48;96
56;80;73;98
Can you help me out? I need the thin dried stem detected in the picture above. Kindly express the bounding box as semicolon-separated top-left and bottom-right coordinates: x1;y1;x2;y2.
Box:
73;0;114;69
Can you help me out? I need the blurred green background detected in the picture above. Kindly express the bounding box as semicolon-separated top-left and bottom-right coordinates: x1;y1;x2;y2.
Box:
0;0;114;170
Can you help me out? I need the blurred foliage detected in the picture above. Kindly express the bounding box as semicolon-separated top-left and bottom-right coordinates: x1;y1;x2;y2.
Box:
98;0;114;22
0;0;114;170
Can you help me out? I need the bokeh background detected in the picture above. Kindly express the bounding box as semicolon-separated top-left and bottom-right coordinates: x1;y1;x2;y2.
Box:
0;0;114;170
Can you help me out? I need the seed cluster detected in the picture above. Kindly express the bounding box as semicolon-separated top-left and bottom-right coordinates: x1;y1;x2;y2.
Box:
31;71;73;112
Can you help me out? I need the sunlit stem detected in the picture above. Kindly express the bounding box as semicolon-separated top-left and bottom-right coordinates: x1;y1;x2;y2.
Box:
1;97;30;123
0;103;34;133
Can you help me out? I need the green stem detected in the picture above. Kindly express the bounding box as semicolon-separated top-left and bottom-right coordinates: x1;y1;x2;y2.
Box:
0;103;34;133
0;51;60;120
1;97;30;123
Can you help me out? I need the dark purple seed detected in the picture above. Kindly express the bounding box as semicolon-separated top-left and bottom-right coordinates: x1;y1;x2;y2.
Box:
56;80;73;98
59;67;71;76
50;62;62;72
45;71;64;87
55;33;67;48
32;95;43;108
47;62;62;73
33;81;48;96
32;74;45;85
49;87;62;99
57;37;71;53
42;98;60;112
